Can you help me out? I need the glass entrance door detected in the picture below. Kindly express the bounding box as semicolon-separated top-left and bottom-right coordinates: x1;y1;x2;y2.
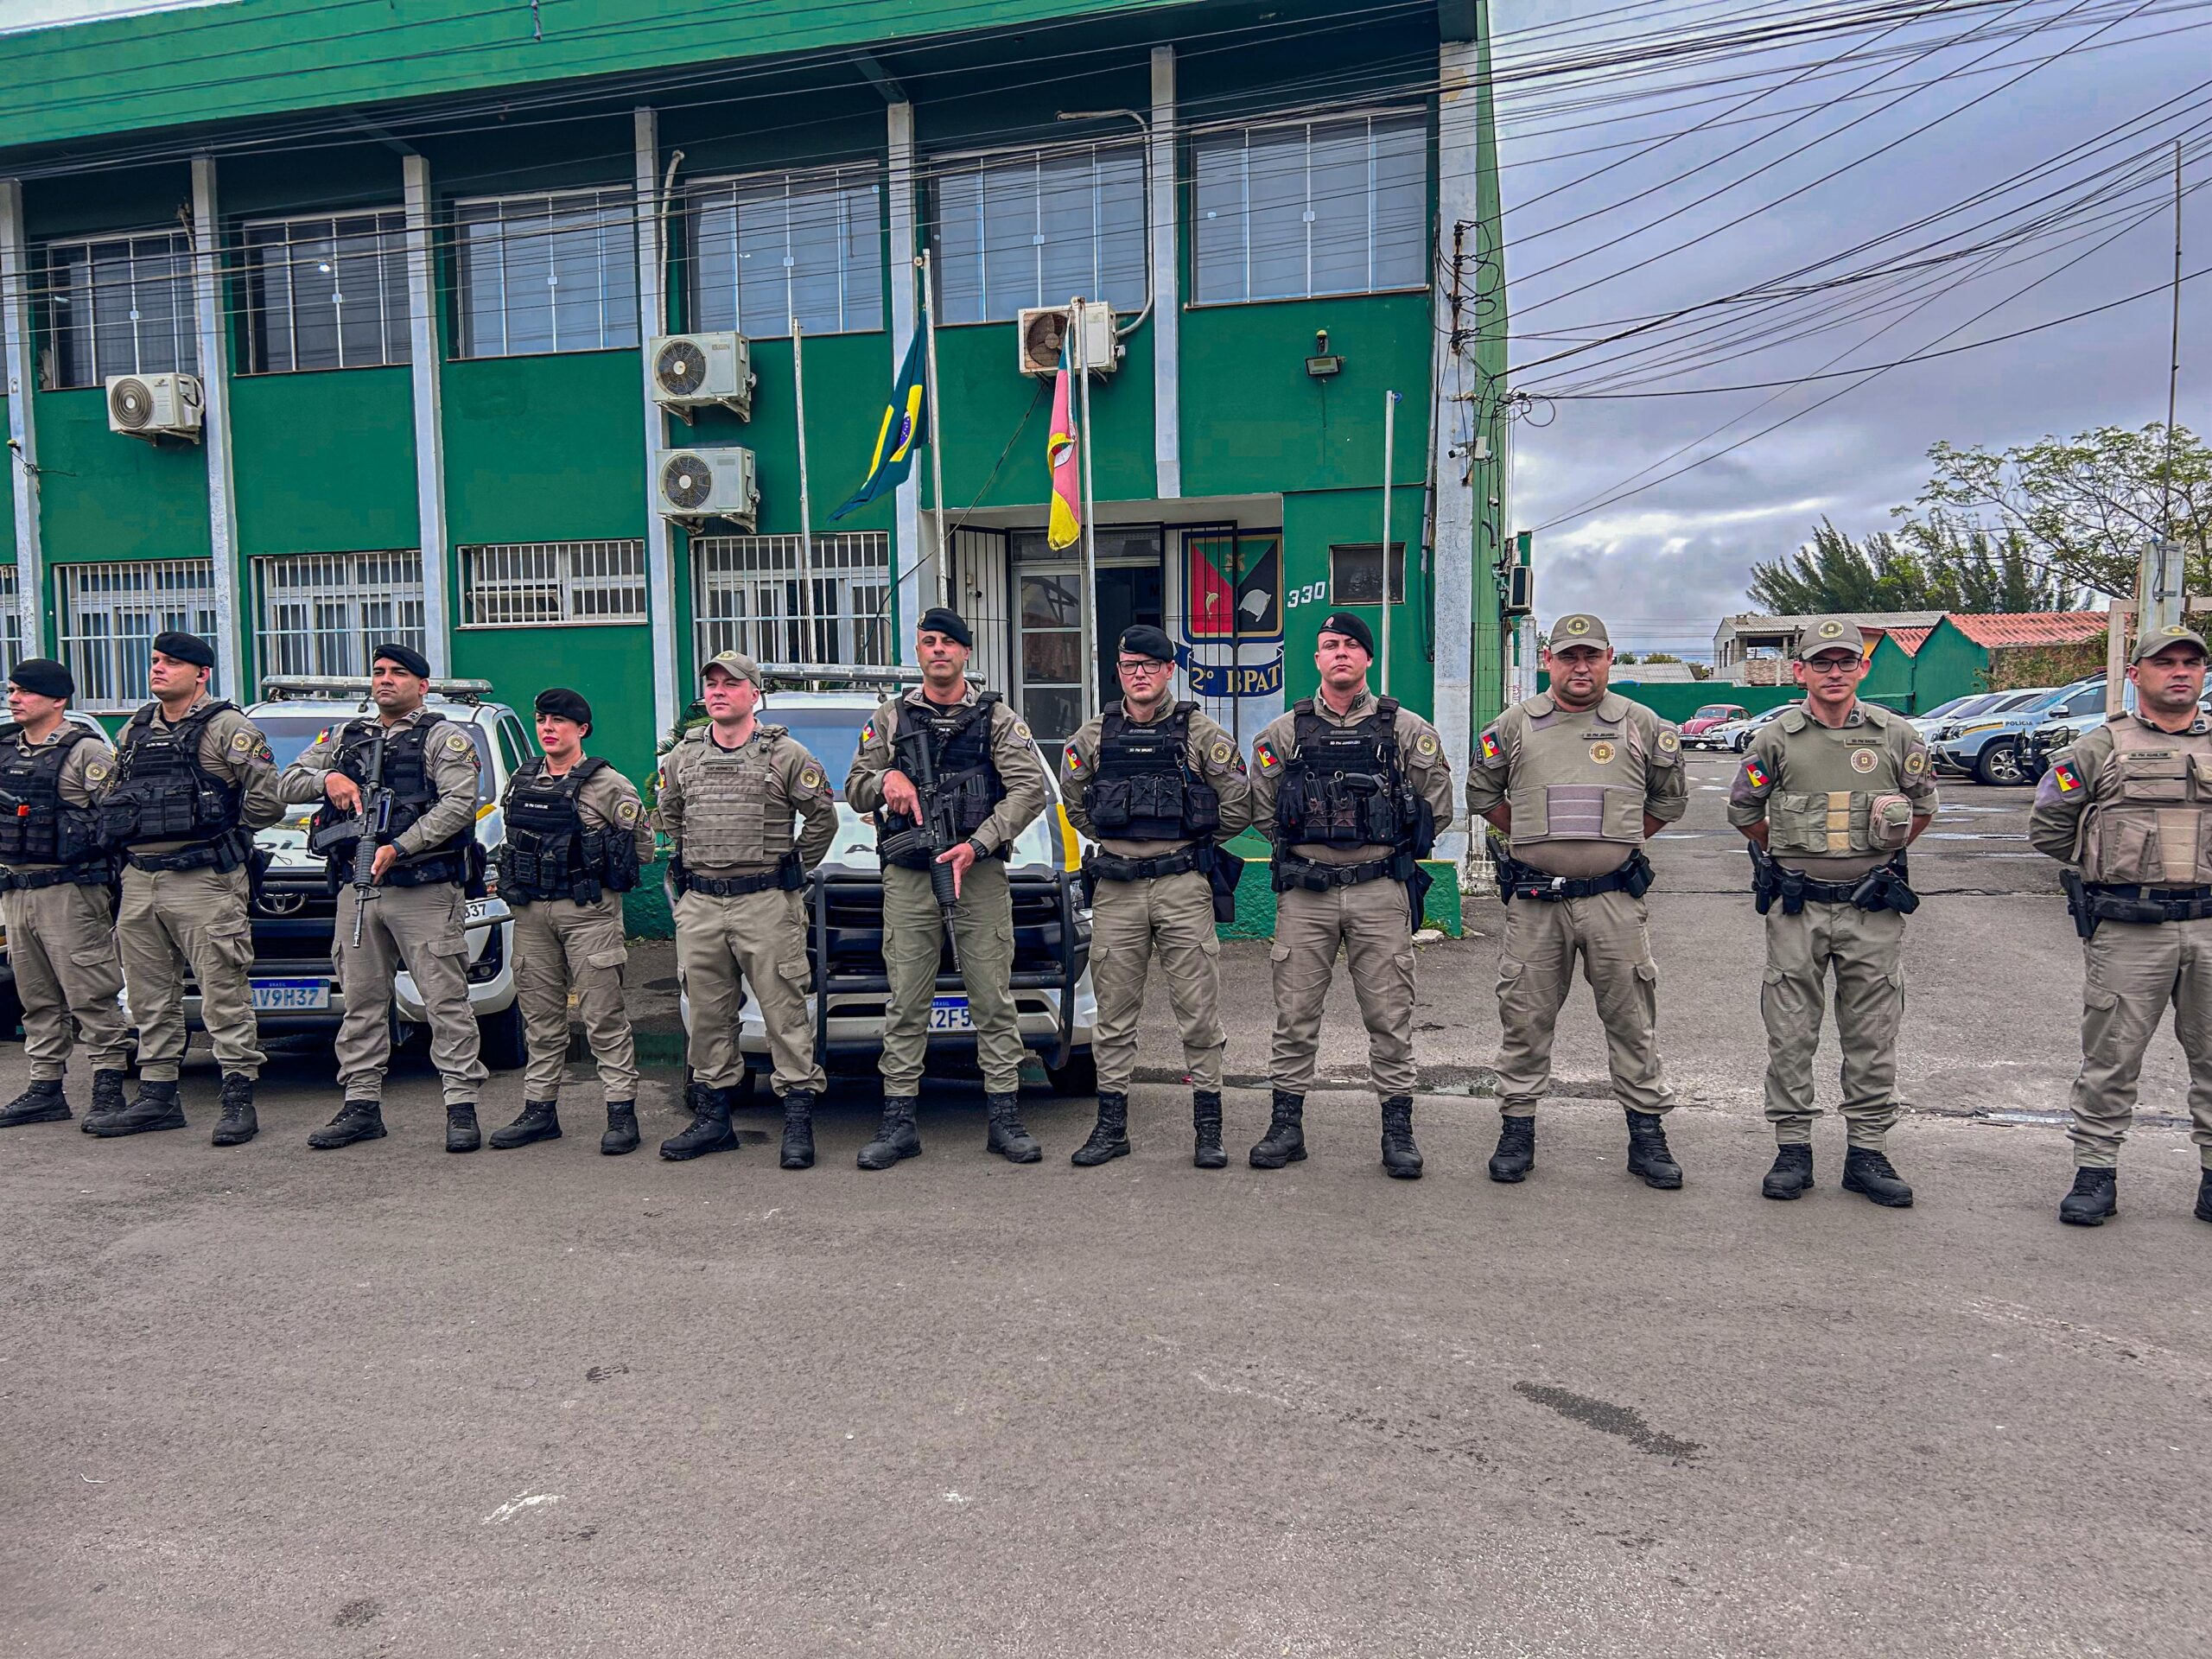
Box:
1009;524;1166;747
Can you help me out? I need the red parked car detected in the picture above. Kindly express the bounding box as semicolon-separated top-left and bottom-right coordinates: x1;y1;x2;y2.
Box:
1680;702;1748;737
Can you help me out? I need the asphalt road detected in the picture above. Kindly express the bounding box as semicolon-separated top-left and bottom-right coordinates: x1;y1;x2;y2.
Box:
4;757;2209;1658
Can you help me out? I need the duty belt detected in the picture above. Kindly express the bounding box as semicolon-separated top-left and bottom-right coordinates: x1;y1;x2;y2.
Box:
0;862;109;893
677;851;803;898
1086;847;1202;883
124;826;252;875
1272;852;1399;893
1493;845;1653;904
2072;878;2212;928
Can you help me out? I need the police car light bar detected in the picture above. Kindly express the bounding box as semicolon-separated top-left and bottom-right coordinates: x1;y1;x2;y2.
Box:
755;662;983;688
260;676;498;703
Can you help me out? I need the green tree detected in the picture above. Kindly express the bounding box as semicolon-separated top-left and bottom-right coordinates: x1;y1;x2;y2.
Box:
1747;519;1934;613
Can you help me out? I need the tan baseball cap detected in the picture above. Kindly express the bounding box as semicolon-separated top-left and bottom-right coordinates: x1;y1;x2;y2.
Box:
1549;613;1611;650
1795;617;1866;660
702;649;762;686
2132;623;2209;662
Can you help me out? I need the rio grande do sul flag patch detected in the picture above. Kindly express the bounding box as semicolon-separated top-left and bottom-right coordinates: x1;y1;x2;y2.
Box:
1743;759;1769;789
1478;729;1501;761
2052;759;2082;792
1255;741;1281;772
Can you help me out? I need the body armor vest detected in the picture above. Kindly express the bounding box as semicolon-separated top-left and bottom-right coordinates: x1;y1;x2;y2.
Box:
312;713;476;887
1505;700;1655;849
1762;709;1915;862
1086;702;1220;843
1275;697;1422;851
877;695;1007;870
2079;715;2212;886
0;725;106;875
671;726;798;870
104;700;244;855
497;757;640;904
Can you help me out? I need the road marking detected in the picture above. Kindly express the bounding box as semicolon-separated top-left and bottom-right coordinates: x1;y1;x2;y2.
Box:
482;1492;563;1523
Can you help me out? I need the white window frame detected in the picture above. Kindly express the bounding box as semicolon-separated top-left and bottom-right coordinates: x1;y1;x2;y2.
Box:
54;559;221;712
452;187;640;359
0;564;19;684
692;531;892;669
37;230;198;390
1192;108;1428;306
253;551;427;679
688;164;884;339
932;139;1147;325
460;540;648;628
241;210;412;374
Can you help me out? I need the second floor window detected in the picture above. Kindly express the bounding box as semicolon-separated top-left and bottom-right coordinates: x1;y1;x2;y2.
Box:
934;142;1145;324
39;231;197;390
454;188;639;359
690;166;882;338
243;212;411;373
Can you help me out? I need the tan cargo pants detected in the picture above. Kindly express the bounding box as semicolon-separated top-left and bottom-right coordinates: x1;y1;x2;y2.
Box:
2;879;130;1078
334;881;486;1105
880;858;1026;1096
1760;900;1906;1147
1269;877;1417;1097
675;884;820;1095
2067;916;2212;1169
512;894;638;1101
1090;868;1224;1095
118;864;264;1082
1493;888;1675;1117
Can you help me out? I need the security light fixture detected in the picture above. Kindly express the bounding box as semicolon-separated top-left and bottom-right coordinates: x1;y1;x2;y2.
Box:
1306;329;1343;378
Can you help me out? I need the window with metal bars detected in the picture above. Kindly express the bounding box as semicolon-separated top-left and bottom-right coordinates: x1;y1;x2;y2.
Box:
242;211;412;374
692;532;891;669
54;560;221;710
0;565;19;685
1192;111;1427;305
37;231;198;390
461;541;647;627
933;141;1146;325
689;165;883;338
254;552;426;678
453;188;639;359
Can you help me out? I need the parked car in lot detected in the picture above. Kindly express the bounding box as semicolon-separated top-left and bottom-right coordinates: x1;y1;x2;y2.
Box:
1679;702;1749;746
1910;691;2012;737
1928;681;2101;785
1701;702;1793;753
0;709;111;1041
2018;683;2212;780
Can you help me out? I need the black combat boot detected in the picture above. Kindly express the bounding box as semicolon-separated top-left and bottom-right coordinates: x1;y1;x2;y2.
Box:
492;1099;562;1149
601;1101;639;1156
779;1089;818;1170
1379;1095;1423;1180
985;1091;1042;1163
2197;1168;2212;1225
1761;1143;1815;1200
1488;1115;1536;1183
446;1103;482;1154
1192;1090;1228;1170
210;1074;257;1147
2059;1166;2118;1226
857;1095;921;1170
94;1079;185;1137
84;1069;127;1134
308;1099;386;1149
1624;1107;1682;1189
1071;1091;1130;1166
0;1078;70;1127
1841;1145;1913;1208
1249;1090;1306;1169
659;1086;738;1160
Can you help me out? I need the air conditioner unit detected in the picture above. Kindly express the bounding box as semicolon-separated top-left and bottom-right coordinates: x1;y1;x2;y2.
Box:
106;372;203;442
650;333;754;421
1503;563;1535;616
1015;302;1119;378
655;446;759;530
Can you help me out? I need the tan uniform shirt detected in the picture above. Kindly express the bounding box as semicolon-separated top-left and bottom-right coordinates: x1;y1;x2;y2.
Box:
0;722;115;872
846;684;1050;857
1728;700;1936;878
2029;709;2212;879
1248;686;1456;866
1059;701;1254;856
655;722;838;876
105;695;285;852
1465;690;1688;878
278;705;484;856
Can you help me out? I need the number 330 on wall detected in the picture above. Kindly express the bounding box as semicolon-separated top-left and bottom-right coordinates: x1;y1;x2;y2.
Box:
1285;582;1328;608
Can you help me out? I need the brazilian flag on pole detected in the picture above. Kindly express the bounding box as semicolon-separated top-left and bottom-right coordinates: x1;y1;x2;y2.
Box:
831;329;929;520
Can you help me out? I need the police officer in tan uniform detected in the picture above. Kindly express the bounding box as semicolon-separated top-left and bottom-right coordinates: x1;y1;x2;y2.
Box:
2030;623;2212;1229
486;689;656;1156
846;607;1052;1170
98;632;283;1144
655;651;839;1168
1466;613;1688;1191
1059;624;1252;1168
0;658;130;1131
1729;617;1935;1209
282;644;489;1152
1247;612;1454;1179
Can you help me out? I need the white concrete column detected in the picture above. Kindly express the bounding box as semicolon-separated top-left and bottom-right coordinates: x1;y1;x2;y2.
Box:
402;152;453;679
1429;40;1482;861
1149;47;1180;499
190;156;246;698
632;107;678;735
887;99;924;664
1;179;43;664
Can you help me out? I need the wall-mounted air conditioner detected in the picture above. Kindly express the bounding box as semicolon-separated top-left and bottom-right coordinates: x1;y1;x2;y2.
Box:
106;372;203;442
1015;302;1119;378
655;446;759;530
1503;564;1535;617
650;333;754;421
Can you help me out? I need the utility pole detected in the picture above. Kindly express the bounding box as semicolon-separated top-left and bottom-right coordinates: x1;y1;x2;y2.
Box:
2125;138;2189;707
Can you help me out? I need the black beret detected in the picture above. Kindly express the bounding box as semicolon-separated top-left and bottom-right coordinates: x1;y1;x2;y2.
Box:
8;657;73;699
534;687;592;728
918;607;973;650
1316;611;1375;657
1116;624;1176;664
152;631;216;670
372;641;433;679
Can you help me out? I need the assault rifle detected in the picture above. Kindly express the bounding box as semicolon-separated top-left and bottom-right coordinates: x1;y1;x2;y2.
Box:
875;724;965;973
308;725;395;946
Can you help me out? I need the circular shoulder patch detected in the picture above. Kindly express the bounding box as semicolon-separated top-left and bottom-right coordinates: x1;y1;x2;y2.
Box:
798;763;824;791
1904;749;1928;776
84;760;110;784
1589;741;1616;765
1656;728;1680;753
228;729;254;753
1562;616;1591;637
444;730;474;755
615;798;643;823
1414;732;1440;758
1012;719;1033;741
1849;747;1878;773
1209;739;1235;766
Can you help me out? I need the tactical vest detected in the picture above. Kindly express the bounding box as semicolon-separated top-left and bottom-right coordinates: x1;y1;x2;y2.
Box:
670;726;798;870
1762;708;1916;861
0;725;106;874
2079;715;2212;886
312;713;476;887
1275;697;1423;851
1086;702;1220;843
103;700;245;860
1505;698;1662;849
497;757;641;905
877;695;1007;870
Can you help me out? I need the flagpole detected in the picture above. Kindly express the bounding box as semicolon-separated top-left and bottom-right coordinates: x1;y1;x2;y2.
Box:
792;316;818;665
1074;296;1100;725
920;251;952;611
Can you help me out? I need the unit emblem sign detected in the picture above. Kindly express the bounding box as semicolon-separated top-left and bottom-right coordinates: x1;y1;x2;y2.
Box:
1589;741;1616;765
1850;747;1878;773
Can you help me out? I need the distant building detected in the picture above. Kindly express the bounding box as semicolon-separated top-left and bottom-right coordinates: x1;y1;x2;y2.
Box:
1712;611;1946;683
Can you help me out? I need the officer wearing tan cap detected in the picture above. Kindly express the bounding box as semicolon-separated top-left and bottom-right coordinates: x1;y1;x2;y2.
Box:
1466;612;1689;1192
2031;621;2212;1228
654;650;838;1169
1729;616;1936;1209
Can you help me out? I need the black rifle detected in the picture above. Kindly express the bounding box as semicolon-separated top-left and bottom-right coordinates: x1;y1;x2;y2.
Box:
876;724;964;972
308;726;394;947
